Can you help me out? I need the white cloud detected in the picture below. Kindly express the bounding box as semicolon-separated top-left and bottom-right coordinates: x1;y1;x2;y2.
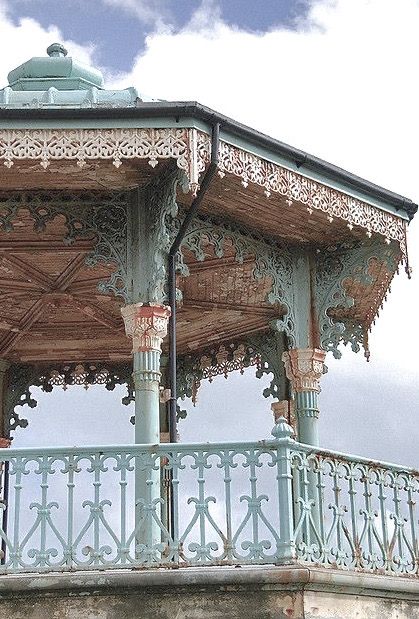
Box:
100;0;171;28
0;5;95;88
109;0;419;375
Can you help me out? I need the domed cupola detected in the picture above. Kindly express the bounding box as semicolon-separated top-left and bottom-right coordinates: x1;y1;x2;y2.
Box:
0;43;142;108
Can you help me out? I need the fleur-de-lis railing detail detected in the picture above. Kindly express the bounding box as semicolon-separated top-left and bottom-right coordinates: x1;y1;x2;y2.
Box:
0;427;418;576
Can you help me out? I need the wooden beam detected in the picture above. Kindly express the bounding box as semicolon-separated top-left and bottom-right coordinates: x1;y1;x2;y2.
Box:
1;254;53;289
52;253;88;291
186;256;255;274
69;296;124;332
0;241;92;252
183;298;279;316
0;279;41;293
0;296;53;355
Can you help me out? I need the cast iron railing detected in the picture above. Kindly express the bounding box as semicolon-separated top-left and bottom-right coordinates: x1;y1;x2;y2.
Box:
0;418;417;575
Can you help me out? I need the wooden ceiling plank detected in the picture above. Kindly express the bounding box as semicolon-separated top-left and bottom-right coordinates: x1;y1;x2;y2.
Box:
184;298;279;316
0;296;51;355
69;295;123;332
52;253;89;291
1;254;53;289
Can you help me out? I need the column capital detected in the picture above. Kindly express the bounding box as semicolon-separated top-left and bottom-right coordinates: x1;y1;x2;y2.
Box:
281;348;326;393
121;303;171;353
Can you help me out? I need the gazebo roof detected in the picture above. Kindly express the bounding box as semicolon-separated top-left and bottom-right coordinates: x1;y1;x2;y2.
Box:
0;45;416;219
0;45;416;367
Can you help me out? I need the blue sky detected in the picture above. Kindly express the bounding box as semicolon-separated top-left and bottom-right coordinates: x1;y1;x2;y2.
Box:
5;0;310;72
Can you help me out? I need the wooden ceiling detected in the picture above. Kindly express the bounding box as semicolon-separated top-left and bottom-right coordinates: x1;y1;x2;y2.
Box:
0;208;283;364
0;159;398;365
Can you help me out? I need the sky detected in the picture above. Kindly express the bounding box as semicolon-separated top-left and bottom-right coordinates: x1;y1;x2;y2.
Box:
0;0;419;468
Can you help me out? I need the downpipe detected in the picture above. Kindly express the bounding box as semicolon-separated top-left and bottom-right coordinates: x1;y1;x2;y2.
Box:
167;122;220;443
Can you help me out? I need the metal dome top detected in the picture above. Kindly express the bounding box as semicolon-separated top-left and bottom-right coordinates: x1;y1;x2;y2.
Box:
7;43;104;91
0;44;141;108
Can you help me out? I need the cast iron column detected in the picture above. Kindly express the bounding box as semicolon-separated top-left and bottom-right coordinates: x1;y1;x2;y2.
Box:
281;348;326;447
121;302;171;550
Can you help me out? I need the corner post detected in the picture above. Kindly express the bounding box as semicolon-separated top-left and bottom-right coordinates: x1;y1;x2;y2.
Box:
272;416;296;563
281;348;326;447
121;303;171;552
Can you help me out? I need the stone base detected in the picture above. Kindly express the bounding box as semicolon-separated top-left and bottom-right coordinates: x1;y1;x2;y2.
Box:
0;565;418;619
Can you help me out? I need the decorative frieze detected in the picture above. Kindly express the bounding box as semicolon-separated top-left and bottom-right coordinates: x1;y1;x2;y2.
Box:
197;132;408;255
0;128;201;192
121;303;171;353
0;127;408;255
281;348;326;393
3;362;134;435
177;331;287;406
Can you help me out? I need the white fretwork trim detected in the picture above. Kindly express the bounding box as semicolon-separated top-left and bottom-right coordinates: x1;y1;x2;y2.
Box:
0;127;200;191
0;126;407;254
197;132;407;256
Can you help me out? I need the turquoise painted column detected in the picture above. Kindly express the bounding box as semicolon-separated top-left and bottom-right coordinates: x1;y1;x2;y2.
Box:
281;348;326;446
121;302;171;553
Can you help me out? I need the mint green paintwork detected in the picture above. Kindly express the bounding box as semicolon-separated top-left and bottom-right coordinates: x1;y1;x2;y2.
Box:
7;43;104;91
1;44;141;108
0;418;417;576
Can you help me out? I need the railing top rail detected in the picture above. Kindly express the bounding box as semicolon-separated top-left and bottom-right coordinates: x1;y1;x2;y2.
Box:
296;441;419;475
0;439;279;459
0;438;417;476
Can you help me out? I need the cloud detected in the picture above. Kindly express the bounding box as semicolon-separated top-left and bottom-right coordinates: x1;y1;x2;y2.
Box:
100;0;171;28
0;4;96;88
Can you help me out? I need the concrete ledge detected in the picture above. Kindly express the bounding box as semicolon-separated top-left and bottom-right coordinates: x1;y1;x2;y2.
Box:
0;564;418;600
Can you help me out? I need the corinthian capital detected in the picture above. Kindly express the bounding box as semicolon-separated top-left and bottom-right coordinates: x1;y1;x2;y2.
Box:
121;303;171;353
281;348;326;393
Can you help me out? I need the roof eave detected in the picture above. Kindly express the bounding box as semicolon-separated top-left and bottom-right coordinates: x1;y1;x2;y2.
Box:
0;100;416;220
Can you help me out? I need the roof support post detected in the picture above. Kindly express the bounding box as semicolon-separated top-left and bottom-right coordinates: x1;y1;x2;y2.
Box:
121;303;171;553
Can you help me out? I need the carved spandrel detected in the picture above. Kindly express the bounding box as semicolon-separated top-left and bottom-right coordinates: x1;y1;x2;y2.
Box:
315;240;400;359
169;213;296;346
0;191;129;301
3;362;135;436
176;331;287;407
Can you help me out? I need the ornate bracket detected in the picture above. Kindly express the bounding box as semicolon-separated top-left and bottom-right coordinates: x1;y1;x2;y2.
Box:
0;191;129;300
315;241;400;359
4;362;135;435
168;213;296;344
176;330;287;409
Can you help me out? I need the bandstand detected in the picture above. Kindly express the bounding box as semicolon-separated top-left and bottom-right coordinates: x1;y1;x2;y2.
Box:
0;44;418;618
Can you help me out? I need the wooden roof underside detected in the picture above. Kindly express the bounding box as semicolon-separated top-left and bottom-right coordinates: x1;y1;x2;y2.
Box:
0;159;400;365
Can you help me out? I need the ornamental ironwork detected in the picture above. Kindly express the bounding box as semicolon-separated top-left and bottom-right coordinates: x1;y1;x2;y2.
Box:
197;131;408;256
176;331;287;407
0;190;129;300
4;362;134;435
169;214;296;344
0;127;408;255
315;240;399;359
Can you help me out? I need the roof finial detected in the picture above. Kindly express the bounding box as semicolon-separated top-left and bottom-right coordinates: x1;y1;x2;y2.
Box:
47;43;68;58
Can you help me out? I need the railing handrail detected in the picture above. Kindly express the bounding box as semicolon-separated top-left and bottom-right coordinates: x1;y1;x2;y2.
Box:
0;438;417;476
